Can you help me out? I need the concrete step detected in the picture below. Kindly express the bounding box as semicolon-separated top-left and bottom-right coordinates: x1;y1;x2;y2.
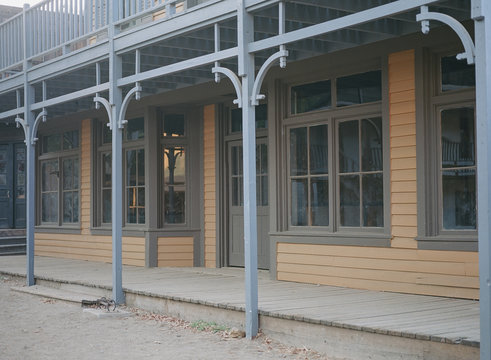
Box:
11;284;108;304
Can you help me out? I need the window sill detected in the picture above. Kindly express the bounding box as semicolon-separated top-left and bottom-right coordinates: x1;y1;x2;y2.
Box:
35;226;81;235
416;235;477;252
270;230;391;247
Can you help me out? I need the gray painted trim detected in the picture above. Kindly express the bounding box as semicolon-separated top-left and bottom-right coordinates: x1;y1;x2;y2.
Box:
197;106;204;267
271;232;391;247
216;103;227;268
418;239;478;252
35;227;81;235
89;228;148;237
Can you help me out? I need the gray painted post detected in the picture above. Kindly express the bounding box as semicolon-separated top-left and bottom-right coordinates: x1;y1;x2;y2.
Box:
23;3;35;287
238;0;259;339
109;0;124;304
474;1;491;358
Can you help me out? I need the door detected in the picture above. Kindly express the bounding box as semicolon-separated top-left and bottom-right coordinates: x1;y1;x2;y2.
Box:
228;138;269;269
0;144;13;228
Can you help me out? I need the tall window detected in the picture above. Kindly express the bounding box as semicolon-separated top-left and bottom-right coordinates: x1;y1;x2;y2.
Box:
287;69;385;233
162;114;186;224
39;130;80;225
97;117;145;226
419;52;476;249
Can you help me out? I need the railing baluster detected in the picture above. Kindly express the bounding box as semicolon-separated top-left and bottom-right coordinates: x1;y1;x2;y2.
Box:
51;0;55;50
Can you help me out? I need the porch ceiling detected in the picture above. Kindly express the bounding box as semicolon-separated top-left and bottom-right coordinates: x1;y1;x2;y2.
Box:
0;0;471;121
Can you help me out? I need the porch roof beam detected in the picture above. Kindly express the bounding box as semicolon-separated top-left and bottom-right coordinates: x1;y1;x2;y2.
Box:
0;107;25;121
117;47;237;87
30;83;109;111
248;0;440;54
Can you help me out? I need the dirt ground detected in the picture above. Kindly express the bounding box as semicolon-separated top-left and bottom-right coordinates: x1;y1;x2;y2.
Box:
0;276;329;360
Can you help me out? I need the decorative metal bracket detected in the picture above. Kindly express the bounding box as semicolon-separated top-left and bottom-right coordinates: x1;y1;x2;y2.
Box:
416;6;475;64
251;49;289;105
212;66;243;107
94;95;113;130
15;116;29;145
119;83;142;129
31;109;48;145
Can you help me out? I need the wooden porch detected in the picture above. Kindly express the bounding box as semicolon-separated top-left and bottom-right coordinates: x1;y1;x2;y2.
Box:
0;255;479;359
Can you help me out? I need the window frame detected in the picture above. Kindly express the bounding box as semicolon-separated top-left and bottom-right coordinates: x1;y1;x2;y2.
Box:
416;48;477;251
284;83;390;245
94;118;146;229
37;128;81;228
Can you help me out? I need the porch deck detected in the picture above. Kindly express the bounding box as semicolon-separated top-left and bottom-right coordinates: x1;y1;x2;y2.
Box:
0;255;480;359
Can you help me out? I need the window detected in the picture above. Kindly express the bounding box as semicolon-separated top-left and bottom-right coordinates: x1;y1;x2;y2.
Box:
96;118;145;227
39;130;80;225
161;113;186;224
291;80;331;114
418;51;476;250
288;117;384;230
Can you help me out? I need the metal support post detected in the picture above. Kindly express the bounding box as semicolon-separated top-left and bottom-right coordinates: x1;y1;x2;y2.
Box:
238;0;258;339
109;0;124;304
473;0;491;358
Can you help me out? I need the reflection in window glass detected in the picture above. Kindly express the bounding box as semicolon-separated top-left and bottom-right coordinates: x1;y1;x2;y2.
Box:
62;158;79;223
291;80;331;114
163;114;185;137
126;148;145;224
339;118;383;227
164;146;186;224
289;125;329;227
336;70;381;107
230;104;268;133
41;160;59;223
102;153;112;224
43;134;61;153
63;130;79;150
126;117;145;140
441;56;475;92
440;107;476;229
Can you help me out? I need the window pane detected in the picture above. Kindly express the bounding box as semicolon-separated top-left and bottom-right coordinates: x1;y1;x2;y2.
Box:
138;208;145;224
311;177;329;226
126;117;144;140
340;175;360;227
138;187;145;207
43;134;61;153
127;188;137;223
337;70;382;107
103;153;112;187
310;125;328;175
291;80;331;114
164;147;185;184
339;120;359;173
362;118;383;172
290;127;308;176
165;186;185;224
63;159;73;191
362;173;383;227
441;108;475;168
42;160;58;192
164;147;185;224
63;192;74;223
126;150;136;186
231;146;240;176
102;189;111;223
230;105;268;133
138;149;145;186
63;130;79;150
102;124;112;144
441;56;476;92
261;175;268;206
42;193;58;222
442;169;476;229
163;114;185;137
291;179;308;226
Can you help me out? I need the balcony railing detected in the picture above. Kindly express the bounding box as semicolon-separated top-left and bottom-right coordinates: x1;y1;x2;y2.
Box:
0;0;212;76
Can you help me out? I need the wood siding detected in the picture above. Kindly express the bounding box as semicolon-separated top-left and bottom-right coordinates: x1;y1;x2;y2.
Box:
276;50;479;300
389;50;418;249
35;118;146;266
35;233;145;266
203;104;216;268
157;237;194;267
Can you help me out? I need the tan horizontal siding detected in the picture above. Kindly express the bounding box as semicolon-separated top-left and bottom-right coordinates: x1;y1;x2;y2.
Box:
35;233;145;266
157;237;194;267
277;243;479;299
203;104;216;268
80;119;91;236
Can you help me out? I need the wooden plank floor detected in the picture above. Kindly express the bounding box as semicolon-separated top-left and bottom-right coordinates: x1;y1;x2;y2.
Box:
0;255;480;346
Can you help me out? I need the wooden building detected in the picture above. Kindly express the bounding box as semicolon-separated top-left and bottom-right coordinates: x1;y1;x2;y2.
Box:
0;0;489;348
